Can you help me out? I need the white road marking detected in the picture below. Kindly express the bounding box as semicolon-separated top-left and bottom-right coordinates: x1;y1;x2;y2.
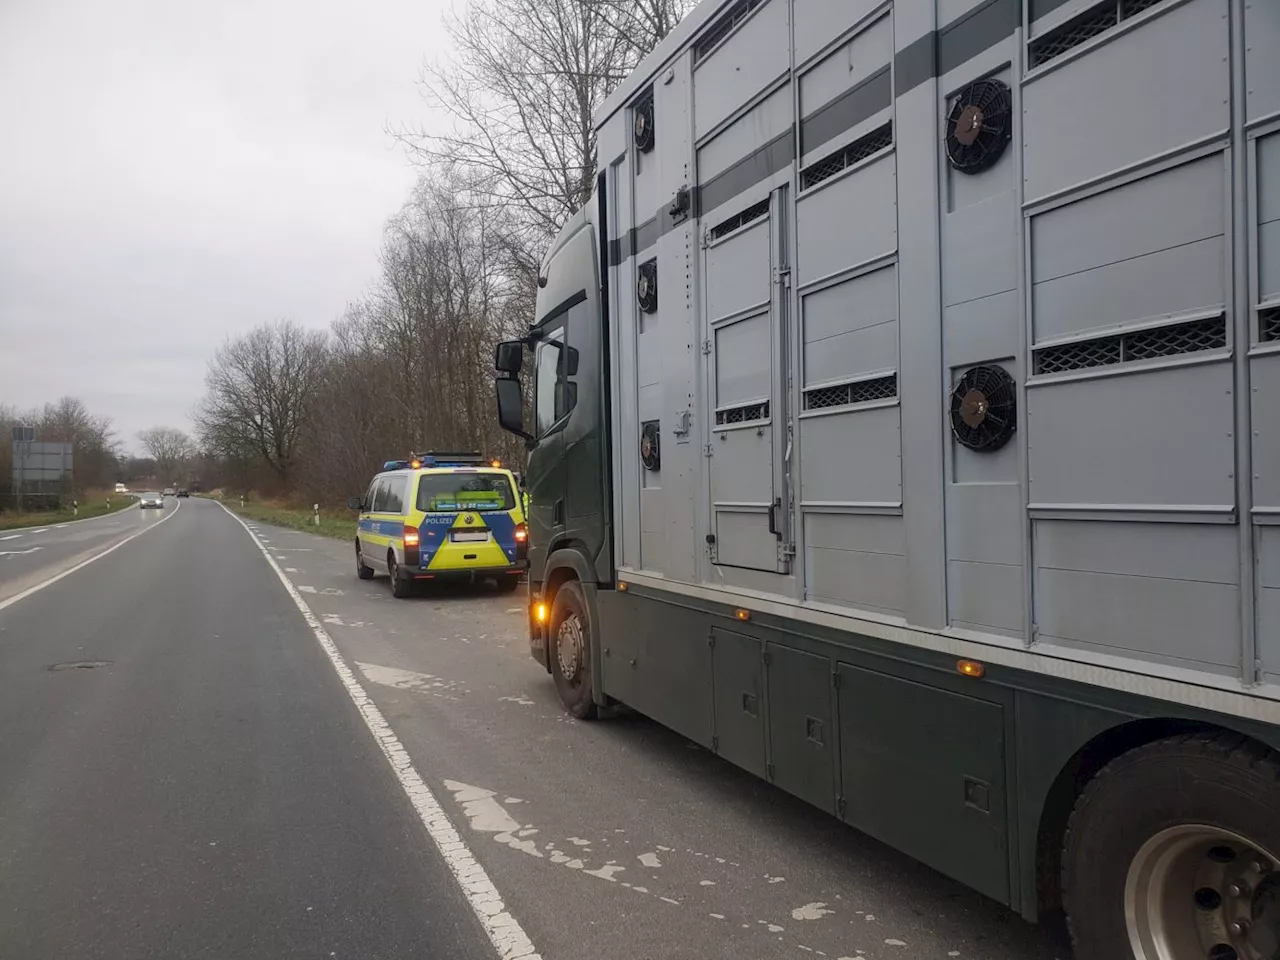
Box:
297;585;317;593
285;567;298;572
217;502;540;960
0;534;22;541
0;499;181;613
0;547;43;556
29;528;49;534
638;852;662;868
792;903;834;921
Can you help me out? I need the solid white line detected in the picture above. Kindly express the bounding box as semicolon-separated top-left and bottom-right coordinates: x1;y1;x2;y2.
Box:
0;500;182;614
215;501;540;960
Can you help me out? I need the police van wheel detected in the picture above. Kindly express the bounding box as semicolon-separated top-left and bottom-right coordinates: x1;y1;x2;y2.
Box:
1063;732;1280;960
549;580;597;720
388;552;413;599
355;542;374;580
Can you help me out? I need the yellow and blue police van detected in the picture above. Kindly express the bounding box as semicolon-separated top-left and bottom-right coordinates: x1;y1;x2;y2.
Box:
348;452;527;598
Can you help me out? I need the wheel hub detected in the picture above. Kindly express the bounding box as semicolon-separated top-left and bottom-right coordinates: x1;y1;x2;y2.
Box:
556;614;583;682
1126;824;1280;960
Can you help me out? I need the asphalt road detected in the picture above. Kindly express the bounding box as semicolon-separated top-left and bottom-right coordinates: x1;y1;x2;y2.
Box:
0;497;1071;960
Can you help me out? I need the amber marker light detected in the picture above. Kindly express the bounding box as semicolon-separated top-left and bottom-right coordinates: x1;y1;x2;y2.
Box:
735;608;751;622
534;602;549;624
957;659;985;678
617;581;628;592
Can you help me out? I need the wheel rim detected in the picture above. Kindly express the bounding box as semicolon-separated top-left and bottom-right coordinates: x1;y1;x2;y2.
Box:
556;613;584;683
1125;824;1280;960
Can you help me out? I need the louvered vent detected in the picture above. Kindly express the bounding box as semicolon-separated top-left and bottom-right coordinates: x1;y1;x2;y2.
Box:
1030;0;1168;68
694;0;764;61
801;123;893;190
803;375;898;410
715;401;769;426
1261;306;1280;343
710;199;769;241
1034;316;1227;374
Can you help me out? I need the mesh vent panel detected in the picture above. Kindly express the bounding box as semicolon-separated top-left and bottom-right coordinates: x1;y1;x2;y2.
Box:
1034;316;1226;374
710;199;770;241
1261;306;1280;343
803;375;898;410
801;123;893;190
1030;1;1119;66
715;401;769;425
695;0;764;61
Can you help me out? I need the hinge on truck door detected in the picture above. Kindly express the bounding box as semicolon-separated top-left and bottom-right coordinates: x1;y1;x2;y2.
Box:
711;735;720;753
703;443;714;458
762;650;772;667
831;670;841;690
836;796;847;818
701;338;712;355
766;762;775;782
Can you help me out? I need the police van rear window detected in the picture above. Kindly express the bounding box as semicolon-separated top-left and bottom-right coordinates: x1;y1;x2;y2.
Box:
416;472;516;513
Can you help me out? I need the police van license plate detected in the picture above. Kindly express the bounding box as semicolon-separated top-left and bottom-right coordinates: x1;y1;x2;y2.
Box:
450;530;489;543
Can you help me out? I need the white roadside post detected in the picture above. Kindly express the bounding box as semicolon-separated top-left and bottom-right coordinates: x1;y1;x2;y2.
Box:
72;499;78;518
313;503;320;527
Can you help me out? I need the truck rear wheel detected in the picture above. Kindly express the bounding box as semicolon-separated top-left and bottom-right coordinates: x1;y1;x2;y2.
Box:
549;580;597;720
1063;732;1280;960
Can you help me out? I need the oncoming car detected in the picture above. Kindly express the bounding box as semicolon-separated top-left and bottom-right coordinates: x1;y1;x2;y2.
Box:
349;452;527;598
138;491;164;509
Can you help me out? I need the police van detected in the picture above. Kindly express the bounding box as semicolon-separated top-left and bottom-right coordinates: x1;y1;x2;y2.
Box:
349;452;527;598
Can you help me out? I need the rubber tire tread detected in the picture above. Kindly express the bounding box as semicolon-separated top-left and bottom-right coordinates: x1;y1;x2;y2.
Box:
389;552;412;599
356;543;374;580
1062;730;1280;959
549;580;597;720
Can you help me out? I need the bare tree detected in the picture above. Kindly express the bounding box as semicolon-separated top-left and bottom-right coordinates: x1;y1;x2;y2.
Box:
195;320;328;489
137;426;195;484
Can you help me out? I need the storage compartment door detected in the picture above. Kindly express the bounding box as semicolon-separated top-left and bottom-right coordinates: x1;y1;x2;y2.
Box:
711;627;766;778
837;664;1009;903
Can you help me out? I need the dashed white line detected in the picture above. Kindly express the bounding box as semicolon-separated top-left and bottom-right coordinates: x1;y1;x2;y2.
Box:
217;501;541;960
0;534;22;541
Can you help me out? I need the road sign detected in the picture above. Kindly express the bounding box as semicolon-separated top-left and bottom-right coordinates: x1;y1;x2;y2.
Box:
11;425;34;443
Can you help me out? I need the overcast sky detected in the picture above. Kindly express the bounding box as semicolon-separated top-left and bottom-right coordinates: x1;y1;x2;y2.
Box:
0;0;450;453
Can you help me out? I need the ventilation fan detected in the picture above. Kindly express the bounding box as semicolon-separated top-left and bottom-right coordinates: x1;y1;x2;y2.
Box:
634;94;655;153
640;420;661;471
944;79;1012;175
950;364;1017;452
637;259;658;313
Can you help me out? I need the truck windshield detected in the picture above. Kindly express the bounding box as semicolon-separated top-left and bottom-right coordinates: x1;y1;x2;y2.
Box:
415;472;515;513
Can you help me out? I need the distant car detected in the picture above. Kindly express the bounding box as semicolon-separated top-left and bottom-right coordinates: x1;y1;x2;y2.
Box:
139;491;165;509
177;488;190;498
163;487;175;497
114;482;128;494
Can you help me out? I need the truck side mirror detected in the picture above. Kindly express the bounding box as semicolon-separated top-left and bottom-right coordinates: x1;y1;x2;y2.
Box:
558;344;579;376
496;377;532;443
495;341;524;375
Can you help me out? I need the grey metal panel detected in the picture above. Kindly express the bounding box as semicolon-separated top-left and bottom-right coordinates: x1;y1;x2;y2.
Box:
947;559;1024;635
802;263;897;348
1261;219;1280;301
942;194;1018;308
795;154;897;285
1037;565;1241;670
799;406;903;504
793;0;883;66
638;324;662;389
714;312;771;405
804;321;897;387
806;510;905;552
715;509;777;570
706;220;771;320
946;483;1023;565
839;666;1009;903
799;15;891;115
1261;133;1280;225
766;644;836;813
1251;353;1280;509
943;290;1020;372
1021;0;1230;202
693;0;790;141
711;628;767;778
1027;363;1236;509
711;428;774;504
1245;0;1280;123
1033;237;1226;342
807;543;907;616
1260;529;1280;676
697;87;792;182
1037;515;1240;581
1032;156;1225;286
800;68;891;160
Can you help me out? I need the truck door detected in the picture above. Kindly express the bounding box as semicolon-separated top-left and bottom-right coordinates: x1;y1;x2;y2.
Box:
526;325;569;579
704;186;791;574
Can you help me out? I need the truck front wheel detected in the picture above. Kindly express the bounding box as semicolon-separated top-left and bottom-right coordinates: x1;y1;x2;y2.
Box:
1063;731;1280;960
548;580;597;720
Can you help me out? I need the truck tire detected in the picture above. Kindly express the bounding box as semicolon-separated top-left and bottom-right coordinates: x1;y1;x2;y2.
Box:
355;542;374;580
1063;731;1280;960
548;580;597;720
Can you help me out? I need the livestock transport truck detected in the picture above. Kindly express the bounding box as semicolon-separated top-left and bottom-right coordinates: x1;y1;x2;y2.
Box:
493;0;1280;955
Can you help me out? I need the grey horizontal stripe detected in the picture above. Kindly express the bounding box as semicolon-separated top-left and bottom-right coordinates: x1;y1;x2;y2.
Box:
699;129;794;217
800;65;892;157
895;0;1020;97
